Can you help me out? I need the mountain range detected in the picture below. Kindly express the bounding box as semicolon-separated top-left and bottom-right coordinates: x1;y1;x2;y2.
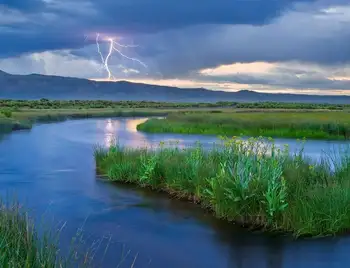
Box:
1;70;349;104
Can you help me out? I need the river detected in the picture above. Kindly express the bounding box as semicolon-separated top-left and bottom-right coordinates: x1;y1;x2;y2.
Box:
0;117;349;268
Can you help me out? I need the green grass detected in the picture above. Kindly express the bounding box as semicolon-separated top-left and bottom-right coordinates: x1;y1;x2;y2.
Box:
0;202;58;267
1;99;348;110
2;100;349;139
0;199;139;267
0;116;31;134
95;137;350;237
0;201;98;267
137;111;350;140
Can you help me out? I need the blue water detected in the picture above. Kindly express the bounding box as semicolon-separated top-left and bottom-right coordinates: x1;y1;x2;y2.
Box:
0;117;349;268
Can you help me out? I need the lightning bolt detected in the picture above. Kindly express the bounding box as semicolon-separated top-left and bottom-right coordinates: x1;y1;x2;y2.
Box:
95;33;147;81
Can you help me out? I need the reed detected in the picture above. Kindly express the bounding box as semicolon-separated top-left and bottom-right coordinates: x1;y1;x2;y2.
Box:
0;200;136;267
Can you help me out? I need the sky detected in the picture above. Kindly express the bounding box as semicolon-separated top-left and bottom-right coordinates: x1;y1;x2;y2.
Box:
1;0;350;95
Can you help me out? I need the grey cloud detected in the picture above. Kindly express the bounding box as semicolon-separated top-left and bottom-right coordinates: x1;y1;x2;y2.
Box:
197;66;350;90
133;4;350;78
0;0;319;57
1;0;350;95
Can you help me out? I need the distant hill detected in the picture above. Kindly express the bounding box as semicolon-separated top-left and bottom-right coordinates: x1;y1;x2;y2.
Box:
1;70;350;104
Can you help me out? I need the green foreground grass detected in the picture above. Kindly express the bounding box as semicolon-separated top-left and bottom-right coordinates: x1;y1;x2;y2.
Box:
137;111;350;140
0;201;108;267
95;137;350;237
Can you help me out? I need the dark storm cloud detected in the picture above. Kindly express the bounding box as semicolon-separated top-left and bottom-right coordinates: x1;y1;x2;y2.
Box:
93;0;316;32
1;0;350;94
0;29;86;58
0;0;317;57
0;0;45;11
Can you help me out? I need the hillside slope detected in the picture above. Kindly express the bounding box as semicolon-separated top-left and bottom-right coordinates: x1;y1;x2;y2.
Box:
1;70;349;103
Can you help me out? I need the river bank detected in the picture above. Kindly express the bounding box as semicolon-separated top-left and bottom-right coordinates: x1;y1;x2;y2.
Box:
137;111;350;140
95;136;350;237
0;108;167;135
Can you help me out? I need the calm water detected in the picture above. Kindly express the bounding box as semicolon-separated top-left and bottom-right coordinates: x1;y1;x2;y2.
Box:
0;117;349;268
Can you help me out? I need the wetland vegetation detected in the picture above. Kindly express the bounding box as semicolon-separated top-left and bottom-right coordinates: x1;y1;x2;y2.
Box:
1;99;349;110
95;137;350;237
138;111;350;140
0;201;111;267
1;99;350;140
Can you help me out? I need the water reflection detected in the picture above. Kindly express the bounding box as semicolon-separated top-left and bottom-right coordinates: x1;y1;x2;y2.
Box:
97;118;151;148
98;182;350;268
125;118;148;133
98;118;192;150
103;119;119;148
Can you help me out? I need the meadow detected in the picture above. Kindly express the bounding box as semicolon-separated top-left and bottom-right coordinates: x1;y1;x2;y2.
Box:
95;137;350;237
137;111;350;140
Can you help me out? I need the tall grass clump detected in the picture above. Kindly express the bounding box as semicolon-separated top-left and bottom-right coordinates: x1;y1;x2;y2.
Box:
0;199;135;267
0;109;12;118
0;201;59;267
95;137;350;237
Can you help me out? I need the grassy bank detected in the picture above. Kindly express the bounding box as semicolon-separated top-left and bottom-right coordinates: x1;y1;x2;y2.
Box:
137;111;350;140
0;108;167;135
95;137;350;237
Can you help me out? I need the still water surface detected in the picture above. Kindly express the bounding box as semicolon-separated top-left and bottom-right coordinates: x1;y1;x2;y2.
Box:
0;117;349;268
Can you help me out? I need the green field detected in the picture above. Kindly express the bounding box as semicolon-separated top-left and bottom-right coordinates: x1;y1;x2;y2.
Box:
0;99;348;110
137;111;350;140
95;137;350;237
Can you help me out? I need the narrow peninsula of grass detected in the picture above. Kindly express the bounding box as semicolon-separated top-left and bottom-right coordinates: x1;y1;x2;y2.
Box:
137;111;350;140
95;137;350;237
0;108;167;135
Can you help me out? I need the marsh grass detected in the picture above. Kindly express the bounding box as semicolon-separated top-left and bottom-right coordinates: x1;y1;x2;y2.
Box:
0;201;59;267
95;137;350;237
0;117;31;134
0;200;137;267
137;112;350;140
